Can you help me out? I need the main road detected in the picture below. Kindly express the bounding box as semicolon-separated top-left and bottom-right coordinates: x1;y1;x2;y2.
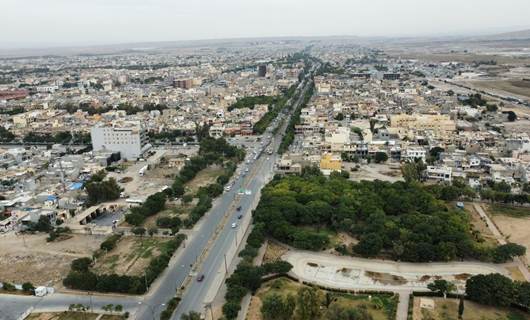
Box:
168;71;316;319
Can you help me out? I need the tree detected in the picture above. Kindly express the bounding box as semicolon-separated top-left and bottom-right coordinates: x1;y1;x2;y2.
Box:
181;311;201;320
182;194;193;205
465;273;515;307
114;304;123;313
132;227;146;236
222;300;241;319
102;304;114;314
148;227;158;237
458;297;465;319
261;293;295;320
515;281;530;308
71;257;92;272
22;282;35;292
32;215;53;232
296;286;322;320
335;113;345;121
506;111;517;122
493;243;526;263
427;280;456;298
354;233;383;257
374;152;388;164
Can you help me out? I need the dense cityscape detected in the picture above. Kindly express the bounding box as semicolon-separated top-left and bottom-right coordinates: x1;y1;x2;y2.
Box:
1;2;530;320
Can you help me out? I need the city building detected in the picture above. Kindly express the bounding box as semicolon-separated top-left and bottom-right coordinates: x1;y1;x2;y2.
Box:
91;121;150;160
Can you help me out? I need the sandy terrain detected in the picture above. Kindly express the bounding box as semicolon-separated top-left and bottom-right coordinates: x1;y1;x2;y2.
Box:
465;79;530;100
491;214;530;265
345;163;403;182
0;233;103;286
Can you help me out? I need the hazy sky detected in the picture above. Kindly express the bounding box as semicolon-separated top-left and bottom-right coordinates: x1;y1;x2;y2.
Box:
2;0;530;48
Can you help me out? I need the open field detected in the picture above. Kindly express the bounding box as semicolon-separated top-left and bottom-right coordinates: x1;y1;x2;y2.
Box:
387;51;530;66
412;296;530;320
93;236;169;276
184;165;225;194
246;277;397;320
488;205;530;265
488;204;530;218
465;79;530;99
0;233;104;285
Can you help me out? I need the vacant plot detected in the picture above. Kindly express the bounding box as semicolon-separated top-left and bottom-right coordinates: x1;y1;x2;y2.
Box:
26;312;99;320
0;233;103;286
247;277;397;320
140;201;193;229
412;297;530;320
93;236;169;276
26;313;126;320
345;163;403;182
488;205;530;265
262;241;288;264
184;165;225;194
466;80;530;99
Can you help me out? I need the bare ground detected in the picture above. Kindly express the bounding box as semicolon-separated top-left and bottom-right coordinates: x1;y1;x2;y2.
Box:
0;233;103;286
490;213;530;265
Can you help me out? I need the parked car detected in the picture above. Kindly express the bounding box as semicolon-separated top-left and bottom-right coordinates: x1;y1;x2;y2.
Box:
197;274;205;282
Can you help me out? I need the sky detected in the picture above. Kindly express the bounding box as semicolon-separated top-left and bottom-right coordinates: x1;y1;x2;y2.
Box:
2;0;530;48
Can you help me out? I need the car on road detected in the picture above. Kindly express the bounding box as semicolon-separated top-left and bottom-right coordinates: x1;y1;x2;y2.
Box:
237;214;243;219
224;185;231;191
197;274;205;282
231;222;237;228
236;206;242;211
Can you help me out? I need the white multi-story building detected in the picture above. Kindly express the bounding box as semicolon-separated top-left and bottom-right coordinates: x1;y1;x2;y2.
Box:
91;121;150;160
426;166;452;182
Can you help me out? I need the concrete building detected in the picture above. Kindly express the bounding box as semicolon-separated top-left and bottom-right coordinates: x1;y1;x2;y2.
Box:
91;121;150;160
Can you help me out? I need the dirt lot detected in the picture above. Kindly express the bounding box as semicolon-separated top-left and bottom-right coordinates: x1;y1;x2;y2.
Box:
488;205;530;265
185;165;225;194
412;296;530;320
247;277;397;320
0;233;103;286
344;163;403;182
26;313;125;320
93;236;169;276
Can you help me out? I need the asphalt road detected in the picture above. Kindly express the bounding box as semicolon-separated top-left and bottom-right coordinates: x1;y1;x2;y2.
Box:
170;74;315;319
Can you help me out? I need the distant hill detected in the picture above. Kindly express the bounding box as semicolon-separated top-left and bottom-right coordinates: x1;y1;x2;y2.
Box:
473;29;530;41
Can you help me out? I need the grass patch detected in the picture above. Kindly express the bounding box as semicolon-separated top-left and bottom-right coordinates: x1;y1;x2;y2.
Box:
414;297;530;320
254;278;397;320
489;204;530;218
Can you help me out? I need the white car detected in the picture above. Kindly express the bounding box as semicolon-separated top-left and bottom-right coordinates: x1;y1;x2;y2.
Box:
231;222;237;228
224;185;231;191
